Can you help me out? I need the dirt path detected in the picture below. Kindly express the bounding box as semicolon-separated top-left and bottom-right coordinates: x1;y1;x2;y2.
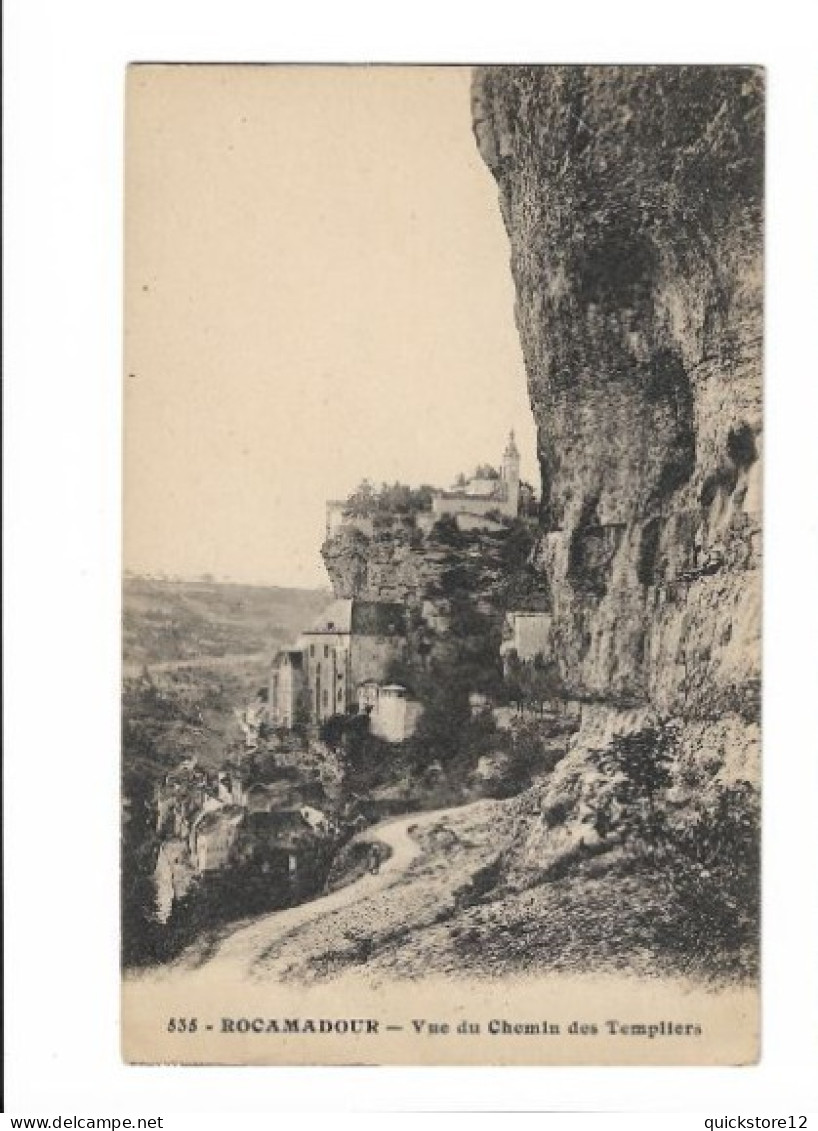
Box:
134;803;479;986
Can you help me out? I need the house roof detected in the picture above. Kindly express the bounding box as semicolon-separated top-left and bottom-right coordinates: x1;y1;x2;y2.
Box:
272;648;304;669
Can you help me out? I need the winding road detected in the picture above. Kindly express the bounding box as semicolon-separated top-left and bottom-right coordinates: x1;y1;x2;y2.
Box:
141;803;477;986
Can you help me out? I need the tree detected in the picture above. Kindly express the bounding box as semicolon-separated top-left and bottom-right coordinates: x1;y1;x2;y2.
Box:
672;780;760;872
409;485;435;512
518;481;539;518
411;688;464;766
589;726;676;855
378;482;411;514
503;649;526;713
502;651;563;715
431;513;465;547
343;480;434;518
345;479;376;517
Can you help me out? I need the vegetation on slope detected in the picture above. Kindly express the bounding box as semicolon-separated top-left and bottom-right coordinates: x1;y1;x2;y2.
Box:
123;577;329;667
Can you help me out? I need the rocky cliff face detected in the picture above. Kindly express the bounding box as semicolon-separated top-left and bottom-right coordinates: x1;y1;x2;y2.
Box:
322;518;540;642
471;66;762;834
323;524;444;607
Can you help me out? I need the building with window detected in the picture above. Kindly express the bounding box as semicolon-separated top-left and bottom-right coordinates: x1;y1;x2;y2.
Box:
270;598;408;726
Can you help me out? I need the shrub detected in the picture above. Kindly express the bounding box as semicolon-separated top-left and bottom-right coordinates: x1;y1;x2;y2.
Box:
431;514;466;547
586;724;760;979
652;781;760;980
726;423;757;469
588;726;676;854
319;713;351;752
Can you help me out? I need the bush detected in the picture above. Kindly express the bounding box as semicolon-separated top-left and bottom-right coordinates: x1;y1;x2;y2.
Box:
652;784;760;980
319;713;351;752
588;726;676;853
511;718;569;775
503;652;567;716
727;423;757;469
586;725;760;979
345;479;435;518
430;514;466;547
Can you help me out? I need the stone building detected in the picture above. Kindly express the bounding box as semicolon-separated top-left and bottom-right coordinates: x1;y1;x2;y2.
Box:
270;598;407;727
191;805;246;873
325;431;524;539
431;431;521;523
268;649;307;728
357;680;422;743
500;610;553;669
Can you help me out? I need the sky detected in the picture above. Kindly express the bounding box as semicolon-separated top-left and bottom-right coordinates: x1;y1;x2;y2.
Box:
124;65;538;588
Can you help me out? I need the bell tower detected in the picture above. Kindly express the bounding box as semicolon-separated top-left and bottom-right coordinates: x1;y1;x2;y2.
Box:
502;429;521;515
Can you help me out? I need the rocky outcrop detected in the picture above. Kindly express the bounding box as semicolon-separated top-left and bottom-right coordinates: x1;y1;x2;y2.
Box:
322;524;434;605
322;517;540;640
472;66;762;830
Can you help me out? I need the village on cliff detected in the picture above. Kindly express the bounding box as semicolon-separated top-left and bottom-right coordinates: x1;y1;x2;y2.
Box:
147;430;567;939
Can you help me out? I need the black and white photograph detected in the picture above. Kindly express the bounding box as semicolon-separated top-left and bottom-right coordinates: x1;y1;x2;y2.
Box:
118;64;764;1065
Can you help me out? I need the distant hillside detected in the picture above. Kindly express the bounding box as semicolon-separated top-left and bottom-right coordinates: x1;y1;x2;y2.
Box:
123;577;331;668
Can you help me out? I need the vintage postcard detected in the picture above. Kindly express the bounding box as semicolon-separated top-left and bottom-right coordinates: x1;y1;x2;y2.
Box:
122;64;763;1065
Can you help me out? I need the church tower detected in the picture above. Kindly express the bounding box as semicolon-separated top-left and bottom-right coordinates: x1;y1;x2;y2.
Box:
501;429;521;516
